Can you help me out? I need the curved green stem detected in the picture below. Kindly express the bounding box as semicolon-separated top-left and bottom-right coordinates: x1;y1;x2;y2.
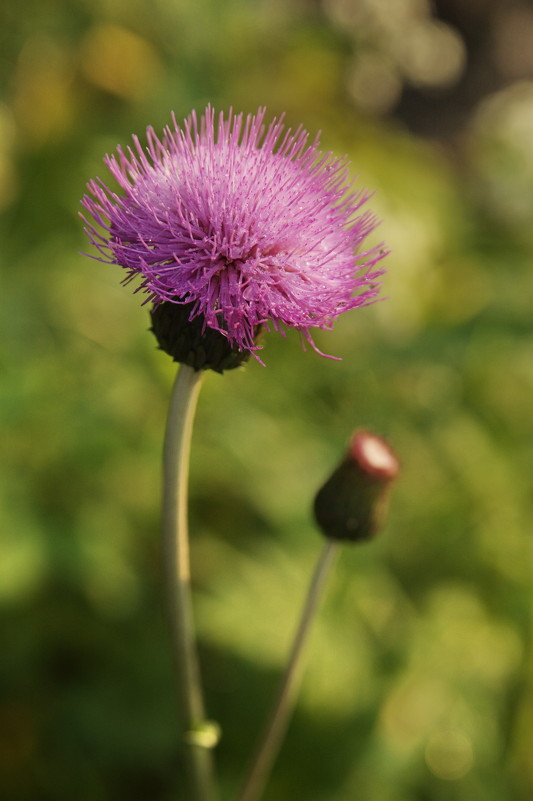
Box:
237;540;339;801
162;364;218;801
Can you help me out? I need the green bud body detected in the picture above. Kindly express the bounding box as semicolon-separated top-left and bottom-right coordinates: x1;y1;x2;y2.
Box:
314;431;399;543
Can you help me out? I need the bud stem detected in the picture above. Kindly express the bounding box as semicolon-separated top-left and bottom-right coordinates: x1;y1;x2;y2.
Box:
162;364;218;801
237;540;339;801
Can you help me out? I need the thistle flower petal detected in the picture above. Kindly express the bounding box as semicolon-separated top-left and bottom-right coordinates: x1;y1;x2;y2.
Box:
81;106;388;355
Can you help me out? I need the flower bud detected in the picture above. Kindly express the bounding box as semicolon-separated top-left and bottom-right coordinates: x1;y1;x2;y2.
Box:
313;430;399;543
150;301;261;373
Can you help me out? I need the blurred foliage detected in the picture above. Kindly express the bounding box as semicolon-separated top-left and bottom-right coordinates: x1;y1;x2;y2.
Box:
1;0;532;800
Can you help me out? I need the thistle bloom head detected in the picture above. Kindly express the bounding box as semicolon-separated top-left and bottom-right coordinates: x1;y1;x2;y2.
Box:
81;106;387;358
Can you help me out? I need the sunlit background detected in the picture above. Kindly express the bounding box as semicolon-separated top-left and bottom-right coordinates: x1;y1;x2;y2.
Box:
1;0;532;799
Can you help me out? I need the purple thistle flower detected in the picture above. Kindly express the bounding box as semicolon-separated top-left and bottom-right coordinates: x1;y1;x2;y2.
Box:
81;106;388;356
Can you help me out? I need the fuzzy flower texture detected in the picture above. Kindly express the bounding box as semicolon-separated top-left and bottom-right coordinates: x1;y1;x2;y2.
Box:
82;106;388;356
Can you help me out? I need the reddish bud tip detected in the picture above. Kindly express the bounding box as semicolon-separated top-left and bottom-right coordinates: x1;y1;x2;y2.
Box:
349;430;400;480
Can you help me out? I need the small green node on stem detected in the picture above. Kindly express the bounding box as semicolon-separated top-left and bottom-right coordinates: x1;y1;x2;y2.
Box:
183;721;222;750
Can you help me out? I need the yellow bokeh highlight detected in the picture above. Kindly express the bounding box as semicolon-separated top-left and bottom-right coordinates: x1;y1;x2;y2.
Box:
425;730;474;780
13;35;75;146
80;24;162;100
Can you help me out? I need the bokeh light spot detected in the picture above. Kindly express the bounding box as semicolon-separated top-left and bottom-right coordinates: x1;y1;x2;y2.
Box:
80;24;162;100
425;730;474;780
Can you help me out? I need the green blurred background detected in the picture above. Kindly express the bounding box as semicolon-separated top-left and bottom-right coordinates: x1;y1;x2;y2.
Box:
1;0;532;799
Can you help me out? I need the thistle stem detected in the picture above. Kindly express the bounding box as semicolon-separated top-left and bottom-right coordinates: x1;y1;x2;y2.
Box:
162;364;218;801
237;540;339;801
